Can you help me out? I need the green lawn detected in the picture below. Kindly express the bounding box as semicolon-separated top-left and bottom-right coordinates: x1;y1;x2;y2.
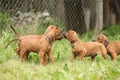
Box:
0;25;120;80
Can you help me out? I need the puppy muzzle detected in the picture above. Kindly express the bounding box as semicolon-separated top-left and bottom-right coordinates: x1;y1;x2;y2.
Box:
57;34;64;40
63;33;67;38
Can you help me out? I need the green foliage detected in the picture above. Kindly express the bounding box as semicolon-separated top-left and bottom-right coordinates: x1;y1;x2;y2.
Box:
0;25;120;80
102;25;120;41
79;30;96;42
0;12;10;30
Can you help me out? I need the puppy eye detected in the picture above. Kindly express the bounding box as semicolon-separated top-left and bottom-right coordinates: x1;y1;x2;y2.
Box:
56;30;60;35
68;31;71;33
56;27;58;29
97;37;100;40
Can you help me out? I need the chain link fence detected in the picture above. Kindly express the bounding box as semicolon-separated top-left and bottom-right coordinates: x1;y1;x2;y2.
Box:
0;0;120;35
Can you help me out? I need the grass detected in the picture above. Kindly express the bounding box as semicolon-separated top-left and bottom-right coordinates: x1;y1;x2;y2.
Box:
0;25;120;80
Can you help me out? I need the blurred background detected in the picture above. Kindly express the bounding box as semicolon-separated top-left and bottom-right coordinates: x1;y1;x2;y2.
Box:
0;0;120;35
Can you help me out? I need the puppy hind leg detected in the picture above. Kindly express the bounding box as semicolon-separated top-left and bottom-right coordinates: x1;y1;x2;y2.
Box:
108;50;117;61
16;48;20;56
19;50;27;62
78;54;85;61
91;54;97;61
44;53;49;64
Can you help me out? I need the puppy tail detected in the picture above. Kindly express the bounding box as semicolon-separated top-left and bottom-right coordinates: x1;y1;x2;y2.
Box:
10;25;20;38
5;38;19;49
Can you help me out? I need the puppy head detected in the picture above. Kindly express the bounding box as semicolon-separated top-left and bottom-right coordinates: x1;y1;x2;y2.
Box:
54;27;63;40
93;34;109;46
45;25;63;41
64;30;78;42
45;25;57;34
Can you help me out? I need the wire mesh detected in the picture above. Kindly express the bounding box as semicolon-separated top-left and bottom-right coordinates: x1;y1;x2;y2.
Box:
0;0;120;35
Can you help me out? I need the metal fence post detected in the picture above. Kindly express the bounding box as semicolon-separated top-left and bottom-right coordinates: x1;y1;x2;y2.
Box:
103;0;110;27
94;0;103;34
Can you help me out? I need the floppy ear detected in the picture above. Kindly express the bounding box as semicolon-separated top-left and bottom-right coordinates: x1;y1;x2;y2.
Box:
100;36;104;43
70;31;78;42
46;31;55;41
104;39;109;47
45;25;55;34
55;29;60;35
97;36;104;43
48;28;60;41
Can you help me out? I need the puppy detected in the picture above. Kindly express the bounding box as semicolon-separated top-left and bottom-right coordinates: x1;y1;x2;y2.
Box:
7;25;63;65
64;30;107;61
93;34;120;61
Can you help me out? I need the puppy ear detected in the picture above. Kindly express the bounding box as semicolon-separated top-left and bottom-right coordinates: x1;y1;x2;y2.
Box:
70;31;78;42
104;39;109;47
98;35;105;43
45;25;56;34
100;36;104;43
46;31;55;41
48;27;61;41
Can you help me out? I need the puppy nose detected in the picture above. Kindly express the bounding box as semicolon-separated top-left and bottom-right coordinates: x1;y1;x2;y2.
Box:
60;33;64;38
63;33;66;38
62;32;64;35
92;40;95;42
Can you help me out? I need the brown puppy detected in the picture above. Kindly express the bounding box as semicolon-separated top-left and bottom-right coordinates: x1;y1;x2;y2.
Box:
6;25;58;62
7;25;58;61
93;34;120;61
64;30;107;61
7;25;63;65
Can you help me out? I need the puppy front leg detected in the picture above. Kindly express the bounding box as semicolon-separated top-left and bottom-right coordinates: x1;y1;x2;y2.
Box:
69;49;76;62
69;53;76;62
26;52;30;60
48;49;54;63
15;48;20;56
44;53;48;64
108;50;117;61
78;50;86;60
39;51;45;65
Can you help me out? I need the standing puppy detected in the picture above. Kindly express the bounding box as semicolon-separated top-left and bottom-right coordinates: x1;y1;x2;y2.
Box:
7;25;63;65
93;34;120;61
64;30;107;61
